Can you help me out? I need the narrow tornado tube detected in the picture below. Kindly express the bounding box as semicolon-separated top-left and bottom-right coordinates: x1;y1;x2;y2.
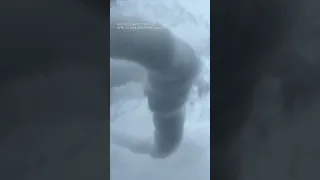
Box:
110;13;202;158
